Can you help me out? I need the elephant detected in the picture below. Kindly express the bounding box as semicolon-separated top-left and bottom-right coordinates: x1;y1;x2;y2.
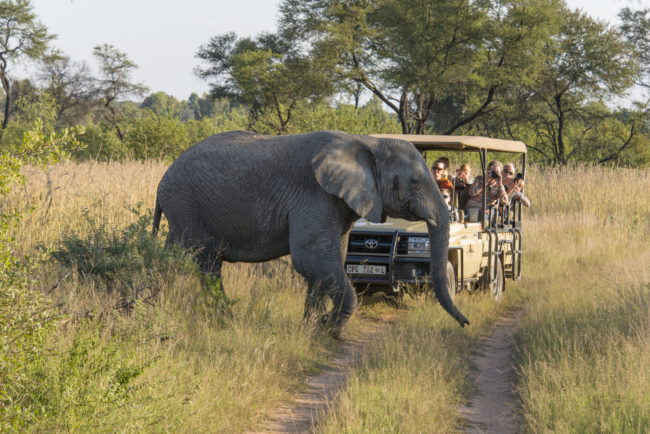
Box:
152;130;469;337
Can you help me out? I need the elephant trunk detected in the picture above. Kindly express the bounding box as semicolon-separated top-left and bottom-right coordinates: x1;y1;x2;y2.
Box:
426;218;469;327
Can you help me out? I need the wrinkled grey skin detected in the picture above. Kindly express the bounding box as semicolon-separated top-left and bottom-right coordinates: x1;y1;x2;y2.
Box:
152;130;469;337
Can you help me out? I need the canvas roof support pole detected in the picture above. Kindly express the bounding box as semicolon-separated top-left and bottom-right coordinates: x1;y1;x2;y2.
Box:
481;148;487;228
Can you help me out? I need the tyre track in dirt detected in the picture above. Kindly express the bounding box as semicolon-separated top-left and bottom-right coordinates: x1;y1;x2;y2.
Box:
460;311;523;434
252;315;396;433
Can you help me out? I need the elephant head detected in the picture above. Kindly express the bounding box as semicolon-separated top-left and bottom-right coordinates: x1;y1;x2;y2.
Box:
312;133;469;327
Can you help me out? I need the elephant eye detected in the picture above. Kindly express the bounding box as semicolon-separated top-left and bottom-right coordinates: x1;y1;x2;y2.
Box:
410;179;419;187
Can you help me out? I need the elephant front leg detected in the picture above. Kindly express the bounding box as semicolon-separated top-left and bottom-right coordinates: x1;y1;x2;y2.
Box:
290;209;358;338
291;249;357;339
303;279;328;321
320;272;357;339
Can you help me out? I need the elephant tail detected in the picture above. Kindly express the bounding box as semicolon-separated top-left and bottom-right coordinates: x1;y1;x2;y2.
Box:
152;196;162;237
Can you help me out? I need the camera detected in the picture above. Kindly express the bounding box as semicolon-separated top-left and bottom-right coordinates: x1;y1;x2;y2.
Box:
514;173;524;181
490;171;500;179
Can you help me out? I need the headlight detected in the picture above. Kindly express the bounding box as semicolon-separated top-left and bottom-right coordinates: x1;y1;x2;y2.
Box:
407;237;430;254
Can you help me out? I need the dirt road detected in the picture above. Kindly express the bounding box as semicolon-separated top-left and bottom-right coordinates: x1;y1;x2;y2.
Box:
255;311;522;433
256;317;393;433
460;312;523;433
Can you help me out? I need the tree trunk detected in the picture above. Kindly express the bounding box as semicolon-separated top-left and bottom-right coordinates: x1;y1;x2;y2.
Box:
0;67;11;135
555;95;566;165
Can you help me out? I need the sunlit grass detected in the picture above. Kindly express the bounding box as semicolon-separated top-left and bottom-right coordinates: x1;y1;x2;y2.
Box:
317;163;649;432
317;291;520;433
512;164;650;432
5;160;341;431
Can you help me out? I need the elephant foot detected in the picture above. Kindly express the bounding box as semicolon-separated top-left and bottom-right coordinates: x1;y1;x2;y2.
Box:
319;313;344;340
328;326;343;340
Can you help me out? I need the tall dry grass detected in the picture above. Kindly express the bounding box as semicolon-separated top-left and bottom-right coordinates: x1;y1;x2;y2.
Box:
8;160;168;253
5;160;350;431
514;164;650;432
6;161;649;431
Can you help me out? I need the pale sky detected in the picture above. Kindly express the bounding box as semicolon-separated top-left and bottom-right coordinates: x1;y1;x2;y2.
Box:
27;0;648;101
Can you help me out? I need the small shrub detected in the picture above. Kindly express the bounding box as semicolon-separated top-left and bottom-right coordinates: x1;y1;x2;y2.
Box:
51;206;193;289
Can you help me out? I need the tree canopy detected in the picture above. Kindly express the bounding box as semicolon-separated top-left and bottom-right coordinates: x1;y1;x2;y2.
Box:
195;32;333;134
279;0;561;134
93;43;148;141
0;0;53;133
0;0;647;166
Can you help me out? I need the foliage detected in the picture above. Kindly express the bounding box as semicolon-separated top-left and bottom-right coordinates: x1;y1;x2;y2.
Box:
0;1;648;168
0;119;82;429
140;91;193;120
0;0;54;132
619;7;650;90
521;8;638;164
51;208;193;285
93;43;148;141
72;122;126;161
196;32;333;134
37;51;97;127
0;90;59;155
280;0;560;134
294;97;401;134
123;113;192;160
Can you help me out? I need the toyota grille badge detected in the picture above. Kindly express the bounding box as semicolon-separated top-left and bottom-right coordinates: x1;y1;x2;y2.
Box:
365;238;379;249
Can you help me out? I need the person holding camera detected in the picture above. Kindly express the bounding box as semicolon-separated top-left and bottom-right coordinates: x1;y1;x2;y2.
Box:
452;163;473;190
463;160;509;221
503;163;530;207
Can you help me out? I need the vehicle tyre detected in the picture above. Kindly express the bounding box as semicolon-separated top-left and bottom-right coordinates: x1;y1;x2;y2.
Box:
446;261;458;299
481;256;504;301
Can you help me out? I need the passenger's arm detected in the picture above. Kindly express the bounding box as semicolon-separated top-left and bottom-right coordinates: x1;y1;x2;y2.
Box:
497;184;509;203
512;191;530;207
468;178;482;196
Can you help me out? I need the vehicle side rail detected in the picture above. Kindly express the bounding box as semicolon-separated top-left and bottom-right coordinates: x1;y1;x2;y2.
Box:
448;246;473;290
486;228;503;290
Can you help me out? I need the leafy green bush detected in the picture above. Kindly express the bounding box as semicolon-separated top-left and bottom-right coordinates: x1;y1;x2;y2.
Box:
73;123;126;161
0;119;83;430
51;207;194;290
1;315;151;431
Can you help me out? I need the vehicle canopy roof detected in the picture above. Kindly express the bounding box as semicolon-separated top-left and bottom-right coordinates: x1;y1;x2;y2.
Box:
372;134;527;154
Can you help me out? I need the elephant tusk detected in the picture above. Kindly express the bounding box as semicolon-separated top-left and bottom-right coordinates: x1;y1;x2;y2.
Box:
426;218;437;227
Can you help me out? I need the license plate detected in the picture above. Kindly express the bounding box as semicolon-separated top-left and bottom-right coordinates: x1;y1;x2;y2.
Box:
346;264;386;275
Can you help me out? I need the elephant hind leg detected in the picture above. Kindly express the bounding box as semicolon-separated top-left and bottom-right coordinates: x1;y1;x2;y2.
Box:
167;219;228;304
196;238;232;317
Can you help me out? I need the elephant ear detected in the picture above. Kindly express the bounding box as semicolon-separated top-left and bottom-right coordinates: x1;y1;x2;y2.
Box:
312;136;383;222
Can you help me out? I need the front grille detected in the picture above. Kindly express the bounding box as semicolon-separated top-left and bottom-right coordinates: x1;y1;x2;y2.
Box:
396;238;408;254
348;232;395;254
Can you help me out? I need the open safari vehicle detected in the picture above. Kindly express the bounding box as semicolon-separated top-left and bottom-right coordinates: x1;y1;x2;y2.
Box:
345;134;527;300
